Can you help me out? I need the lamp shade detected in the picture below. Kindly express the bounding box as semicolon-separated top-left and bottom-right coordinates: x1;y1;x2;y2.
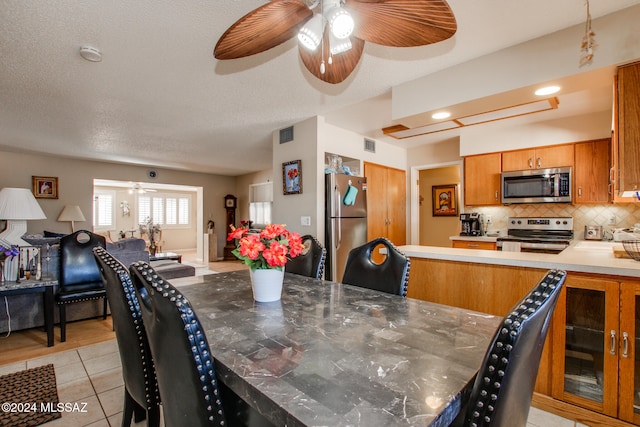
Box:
57;205;86;222
0;188;46;220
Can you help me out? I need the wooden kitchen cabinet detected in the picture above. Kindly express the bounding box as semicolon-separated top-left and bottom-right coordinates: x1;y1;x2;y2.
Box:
464;152;501;206
574;138;611;204
613;62;640;200
502;144;574;171
551;274;640;424
364;162;406;246
451;240;496;250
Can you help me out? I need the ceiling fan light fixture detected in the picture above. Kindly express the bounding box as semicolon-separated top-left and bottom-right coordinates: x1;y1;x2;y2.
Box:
326;6;354;39
298;14;325;50
329;32;352;55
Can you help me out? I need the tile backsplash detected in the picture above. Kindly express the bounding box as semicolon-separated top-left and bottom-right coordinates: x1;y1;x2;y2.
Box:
472;203;640;238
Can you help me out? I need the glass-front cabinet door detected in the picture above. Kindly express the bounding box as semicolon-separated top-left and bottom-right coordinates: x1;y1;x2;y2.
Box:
618;281;640;424
551;276;619;417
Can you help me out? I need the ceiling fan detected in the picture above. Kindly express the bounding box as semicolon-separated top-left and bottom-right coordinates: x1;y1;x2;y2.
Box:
214;0;457;84
129;183;157;194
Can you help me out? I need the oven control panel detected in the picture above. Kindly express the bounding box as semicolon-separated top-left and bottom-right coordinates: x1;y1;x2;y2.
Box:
507;217;573;231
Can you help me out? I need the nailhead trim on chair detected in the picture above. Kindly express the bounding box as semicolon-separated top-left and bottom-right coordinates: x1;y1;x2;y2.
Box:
57;297;103;304
94;247;161;410
131;261;226;425
383;238;411;297
468;269;566;426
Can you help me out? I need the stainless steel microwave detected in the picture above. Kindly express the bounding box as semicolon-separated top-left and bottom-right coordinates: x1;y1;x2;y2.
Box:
501;167;572;204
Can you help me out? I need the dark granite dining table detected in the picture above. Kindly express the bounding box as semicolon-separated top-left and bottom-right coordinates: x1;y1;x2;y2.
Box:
178;270;501;427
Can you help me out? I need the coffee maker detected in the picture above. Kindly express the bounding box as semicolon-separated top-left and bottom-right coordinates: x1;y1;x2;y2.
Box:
460;213;482;236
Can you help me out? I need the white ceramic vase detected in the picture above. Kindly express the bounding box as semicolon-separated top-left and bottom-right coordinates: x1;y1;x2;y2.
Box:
249;268;284;302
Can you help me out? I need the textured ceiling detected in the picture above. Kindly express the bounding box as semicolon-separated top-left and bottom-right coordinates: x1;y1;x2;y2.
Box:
1;0;639;176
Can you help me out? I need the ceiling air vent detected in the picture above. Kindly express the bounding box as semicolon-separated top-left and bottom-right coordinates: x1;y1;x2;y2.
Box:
279;126;294;144
364;138;376;153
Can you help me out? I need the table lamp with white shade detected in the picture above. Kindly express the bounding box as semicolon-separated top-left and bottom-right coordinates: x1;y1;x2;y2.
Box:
0;187;47;247
57;205;86;233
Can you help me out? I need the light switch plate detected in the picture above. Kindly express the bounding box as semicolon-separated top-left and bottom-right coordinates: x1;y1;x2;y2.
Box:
301;216;311;226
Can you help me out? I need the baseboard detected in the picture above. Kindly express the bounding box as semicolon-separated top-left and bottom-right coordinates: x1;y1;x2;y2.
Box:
532;393;634;427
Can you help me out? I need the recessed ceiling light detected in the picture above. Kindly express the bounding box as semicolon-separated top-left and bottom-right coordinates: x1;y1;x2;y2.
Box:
432;111;451;120
79;46;102;62
535;86;560;96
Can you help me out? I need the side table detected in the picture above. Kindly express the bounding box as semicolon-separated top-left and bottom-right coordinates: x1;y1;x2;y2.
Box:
149;252;182;263
0;278;57;347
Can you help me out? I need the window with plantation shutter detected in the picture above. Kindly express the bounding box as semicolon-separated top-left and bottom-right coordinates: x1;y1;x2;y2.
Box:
178;198;189;225
138;196;151;224
165;198;177;225
137;193;191;228
152;197;164;225
93;190;115;230
248;182;272;228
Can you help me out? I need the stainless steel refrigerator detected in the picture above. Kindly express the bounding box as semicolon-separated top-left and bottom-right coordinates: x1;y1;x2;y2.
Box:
325;174;367;282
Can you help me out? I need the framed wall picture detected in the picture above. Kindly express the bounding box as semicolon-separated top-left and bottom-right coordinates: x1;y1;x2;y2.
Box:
32;176;59;199
432;184;458;216
282;160;302;195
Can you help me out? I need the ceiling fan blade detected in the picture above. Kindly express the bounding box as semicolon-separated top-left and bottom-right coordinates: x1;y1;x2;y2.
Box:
299;35;365;84
346;0;457;47
214;0;314;60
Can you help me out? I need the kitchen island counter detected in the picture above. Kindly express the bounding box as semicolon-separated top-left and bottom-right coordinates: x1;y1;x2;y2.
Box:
399;240;640;278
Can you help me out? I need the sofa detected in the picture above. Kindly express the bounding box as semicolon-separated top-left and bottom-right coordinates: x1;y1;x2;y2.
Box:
0;235;195;334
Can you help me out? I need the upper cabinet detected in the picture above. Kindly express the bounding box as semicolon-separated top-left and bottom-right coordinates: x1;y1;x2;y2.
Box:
502;144;575;172
614;62;640;200
574;139;611;204
464;152;501;206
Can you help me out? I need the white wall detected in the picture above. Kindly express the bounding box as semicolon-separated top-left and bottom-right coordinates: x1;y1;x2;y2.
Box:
272;116;408;244
393;5;640;120
272;117;319;237
459;110;612;156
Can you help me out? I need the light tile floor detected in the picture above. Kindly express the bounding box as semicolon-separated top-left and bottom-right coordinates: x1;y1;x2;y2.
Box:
0;338;584;427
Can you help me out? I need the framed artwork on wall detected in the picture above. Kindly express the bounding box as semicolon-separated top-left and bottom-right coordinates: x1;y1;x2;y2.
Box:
432;184;458;216
282;160;302;195
32;176;59;199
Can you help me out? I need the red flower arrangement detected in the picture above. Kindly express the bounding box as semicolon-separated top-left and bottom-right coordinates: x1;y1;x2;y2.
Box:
227;224;304;270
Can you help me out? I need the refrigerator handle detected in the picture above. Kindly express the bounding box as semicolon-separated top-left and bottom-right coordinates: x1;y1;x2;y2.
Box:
336;186;342;249
336;186;341;219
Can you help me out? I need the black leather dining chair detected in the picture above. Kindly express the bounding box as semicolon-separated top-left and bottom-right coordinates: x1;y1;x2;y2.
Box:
92;247;161;427
341;237;410;296
285;234;326;279
56;230;108;342
129;261;275;427
453;269;567;427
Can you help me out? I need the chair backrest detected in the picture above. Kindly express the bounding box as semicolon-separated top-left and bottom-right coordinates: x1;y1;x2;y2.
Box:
59;230;106;287
92;247;160;410
285;234;326;279
341;237;410;296
462;269;567;427
129;261;226;427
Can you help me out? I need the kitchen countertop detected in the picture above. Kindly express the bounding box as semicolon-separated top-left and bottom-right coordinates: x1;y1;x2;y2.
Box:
399;240;640;278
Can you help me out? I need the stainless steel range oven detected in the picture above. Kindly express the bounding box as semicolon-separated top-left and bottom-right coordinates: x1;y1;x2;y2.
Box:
496;216;574;254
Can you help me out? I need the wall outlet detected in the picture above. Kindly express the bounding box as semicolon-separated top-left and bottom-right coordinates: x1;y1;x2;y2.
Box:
301;216;311;226
609;215;617;225
485;215;492;224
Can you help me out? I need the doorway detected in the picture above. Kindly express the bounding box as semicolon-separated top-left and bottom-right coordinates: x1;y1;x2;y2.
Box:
410;161;463;247
93;179;204;261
